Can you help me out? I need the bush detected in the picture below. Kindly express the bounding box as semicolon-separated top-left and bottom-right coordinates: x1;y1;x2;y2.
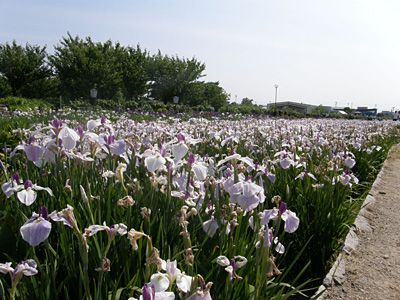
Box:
0;96;57;110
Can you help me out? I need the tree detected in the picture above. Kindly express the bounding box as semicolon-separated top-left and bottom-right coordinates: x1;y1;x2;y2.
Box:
148;52;206;104
311;105;326;117
50;33;124;101
119;44;149;101
181;81;228;110
0;41;53;98
202;82;229;110
0;75;12;97
241;97;253;106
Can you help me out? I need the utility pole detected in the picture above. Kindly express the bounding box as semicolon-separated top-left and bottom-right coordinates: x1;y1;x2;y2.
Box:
274;84;279;116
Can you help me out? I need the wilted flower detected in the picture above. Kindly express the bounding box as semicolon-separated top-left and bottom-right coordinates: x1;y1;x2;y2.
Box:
187;275;213;300
216;255;247;280
146;247;163;271
80;185;89;203
85;222;127;241
64;179;72;193
127;228;149;251
95;257;111;272
118;195;135;208
141;207;152;220
265;255;281;277
51;204;79;231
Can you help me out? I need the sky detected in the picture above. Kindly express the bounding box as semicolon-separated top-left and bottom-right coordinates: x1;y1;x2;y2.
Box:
1;0;400;111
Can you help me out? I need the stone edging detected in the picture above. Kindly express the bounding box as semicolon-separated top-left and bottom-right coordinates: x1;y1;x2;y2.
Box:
313;161;386;299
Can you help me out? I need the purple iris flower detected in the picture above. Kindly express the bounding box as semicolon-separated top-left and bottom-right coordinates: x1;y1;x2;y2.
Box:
279;202;287;216
104;135;115;145
188;154;195;167
142;283;155;300
24;180;33;190
177;133;185;142
76;125;84;138
12;173;20;182
20;206;52;247
52;119;62;131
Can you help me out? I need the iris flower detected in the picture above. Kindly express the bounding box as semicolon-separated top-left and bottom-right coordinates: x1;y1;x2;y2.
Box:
138;283;175;300
216;255;247;280
20;206;53;246
2;178;53;206
0;259;38;297
172;142;188;163
149;259;193;294
145;154;166;173
1;174;22;198
237;181;265;212
202;217;219;238
279;203;300;233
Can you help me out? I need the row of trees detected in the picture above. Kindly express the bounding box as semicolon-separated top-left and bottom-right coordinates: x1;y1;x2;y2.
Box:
0;33;229;109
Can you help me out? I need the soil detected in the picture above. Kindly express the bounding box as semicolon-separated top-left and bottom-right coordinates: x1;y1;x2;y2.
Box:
320;145;400;300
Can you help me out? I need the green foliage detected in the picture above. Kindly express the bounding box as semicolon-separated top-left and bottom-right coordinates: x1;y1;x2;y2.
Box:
0;96;56;110
1;35;231;111
311;105;326;116
241;97;253;106
120;45;149;101
0;76;12;97
0;41;54;98
0;109;397;299
147;51;206;104
50;33;124;101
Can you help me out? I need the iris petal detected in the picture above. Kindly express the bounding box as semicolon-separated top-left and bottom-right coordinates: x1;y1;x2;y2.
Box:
20;217;51;246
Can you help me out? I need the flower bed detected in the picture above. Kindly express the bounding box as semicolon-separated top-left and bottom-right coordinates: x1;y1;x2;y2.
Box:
0;108;398;299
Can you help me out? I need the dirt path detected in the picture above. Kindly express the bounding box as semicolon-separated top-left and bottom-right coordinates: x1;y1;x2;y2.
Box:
320;145;400;300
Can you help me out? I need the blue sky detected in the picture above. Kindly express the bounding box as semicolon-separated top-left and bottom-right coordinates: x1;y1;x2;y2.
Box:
1;0;400;111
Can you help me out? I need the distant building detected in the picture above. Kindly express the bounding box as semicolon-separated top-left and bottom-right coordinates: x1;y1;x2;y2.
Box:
267;101;312;114
266;101;338;114
354;107;377;117
266;101;377;117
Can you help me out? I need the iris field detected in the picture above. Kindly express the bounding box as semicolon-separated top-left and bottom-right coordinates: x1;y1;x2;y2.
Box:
0;108;398;299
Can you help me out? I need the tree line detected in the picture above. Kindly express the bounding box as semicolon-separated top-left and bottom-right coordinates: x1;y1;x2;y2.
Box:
0;33;229;110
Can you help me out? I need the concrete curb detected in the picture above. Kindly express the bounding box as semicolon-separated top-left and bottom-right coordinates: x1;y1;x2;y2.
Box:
313;164;386;299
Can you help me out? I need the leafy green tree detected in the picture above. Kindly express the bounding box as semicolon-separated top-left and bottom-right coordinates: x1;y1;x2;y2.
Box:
148;52;206;104
241;97;254;106
202;81;229;110
0;41;53;98
0;75;12;97
50;33;124;101
311;105;326;116
119;44;149;101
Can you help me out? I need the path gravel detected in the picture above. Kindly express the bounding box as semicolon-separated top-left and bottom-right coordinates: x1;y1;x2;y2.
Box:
320;144;400;300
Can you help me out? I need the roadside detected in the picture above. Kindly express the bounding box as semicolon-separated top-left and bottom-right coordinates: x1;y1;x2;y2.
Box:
319;144;400;299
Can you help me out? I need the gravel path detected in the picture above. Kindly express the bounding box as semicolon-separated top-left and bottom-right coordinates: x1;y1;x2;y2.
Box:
320;144;400;300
